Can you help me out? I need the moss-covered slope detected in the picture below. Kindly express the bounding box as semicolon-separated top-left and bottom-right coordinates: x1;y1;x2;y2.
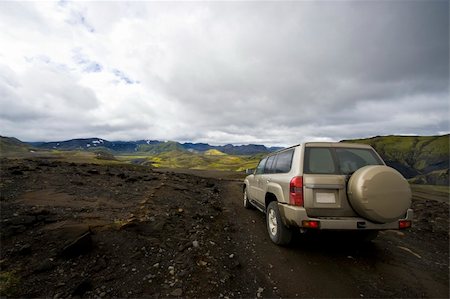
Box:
343;135;449;185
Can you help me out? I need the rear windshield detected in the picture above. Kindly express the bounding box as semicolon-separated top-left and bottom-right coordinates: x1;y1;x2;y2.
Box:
304;147;383;175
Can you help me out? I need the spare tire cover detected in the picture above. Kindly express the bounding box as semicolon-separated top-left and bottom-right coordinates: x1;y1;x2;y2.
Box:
347;165;411;223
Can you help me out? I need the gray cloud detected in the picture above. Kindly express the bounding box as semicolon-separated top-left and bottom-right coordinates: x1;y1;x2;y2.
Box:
0;1;448;145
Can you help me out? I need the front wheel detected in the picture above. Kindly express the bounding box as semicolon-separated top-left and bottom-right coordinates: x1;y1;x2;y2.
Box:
266;201;292;245
243;187;254;209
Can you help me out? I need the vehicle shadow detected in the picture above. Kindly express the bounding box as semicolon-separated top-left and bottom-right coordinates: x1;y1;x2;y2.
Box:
288;230;382;258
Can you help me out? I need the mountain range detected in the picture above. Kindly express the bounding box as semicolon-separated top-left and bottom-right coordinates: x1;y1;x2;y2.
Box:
26;138;282;155
1;134;448;185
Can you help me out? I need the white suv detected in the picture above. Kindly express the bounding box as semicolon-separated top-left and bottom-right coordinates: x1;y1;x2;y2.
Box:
243;142;413;245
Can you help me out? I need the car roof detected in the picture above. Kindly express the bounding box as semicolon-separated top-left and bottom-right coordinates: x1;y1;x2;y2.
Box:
304;142;372;149
265;142;373;158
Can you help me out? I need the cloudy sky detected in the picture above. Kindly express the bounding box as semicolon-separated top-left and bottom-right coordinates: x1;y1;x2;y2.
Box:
0;1;448;146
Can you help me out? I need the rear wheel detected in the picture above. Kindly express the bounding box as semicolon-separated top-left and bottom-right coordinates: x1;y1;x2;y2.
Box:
243;187;253;209
266;201;292;245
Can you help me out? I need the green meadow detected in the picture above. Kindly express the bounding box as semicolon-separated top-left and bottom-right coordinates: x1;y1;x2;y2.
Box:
116;150;261;171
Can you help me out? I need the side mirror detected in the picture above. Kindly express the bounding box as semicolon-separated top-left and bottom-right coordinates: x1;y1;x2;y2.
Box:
245;168;255;175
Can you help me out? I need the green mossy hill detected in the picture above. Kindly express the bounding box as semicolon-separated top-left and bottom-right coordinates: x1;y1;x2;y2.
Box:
148;150;259;171
137;141;185;154
94;150;117;161
0;136;32;156
409;169;449;186
343;135;449;185
204;149;227;156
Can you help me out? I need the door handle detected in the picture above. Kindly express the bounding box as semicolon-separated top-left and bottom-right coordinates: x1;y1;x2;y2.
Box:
266;179;271;183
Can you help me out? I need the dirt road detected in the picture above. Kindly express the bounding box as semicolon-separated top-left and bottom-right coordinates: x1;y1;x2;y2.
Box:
220;179;449;298
1;159;448;298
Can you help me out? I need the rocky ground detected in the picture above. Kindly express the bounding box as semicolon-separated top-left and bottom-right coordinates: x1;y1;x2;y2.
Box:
1;158;449;298
0;158;272;298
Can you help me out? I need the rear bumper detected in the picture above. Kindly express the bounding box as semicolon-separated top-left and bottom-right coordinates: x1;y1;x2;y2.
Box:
278;203;414;230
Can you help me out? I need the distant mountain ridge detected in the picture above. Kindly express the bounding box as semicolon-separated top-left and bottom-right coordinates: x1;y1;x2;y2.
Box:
0;136;32;154
26;138;282;155
2;134;448;185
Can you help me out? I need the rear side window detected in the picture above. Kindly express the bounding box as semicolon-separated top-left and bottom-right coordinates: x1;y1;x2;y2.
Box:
274;149;294;173
264;155;277;173
304;148;336;174
304;147;383;174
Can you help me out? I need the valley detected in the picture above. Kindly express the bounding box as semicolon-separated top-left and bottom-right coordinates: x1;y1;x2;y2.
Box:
1;134;448;185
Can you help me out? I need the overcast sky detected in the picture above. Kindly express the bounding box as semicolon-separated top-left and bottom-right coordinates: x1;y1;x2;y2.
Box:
0;1;448;146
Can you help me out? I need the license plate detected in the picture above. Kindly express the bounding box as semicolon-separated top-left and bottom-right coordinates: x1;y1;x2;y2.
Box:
316;192;336;204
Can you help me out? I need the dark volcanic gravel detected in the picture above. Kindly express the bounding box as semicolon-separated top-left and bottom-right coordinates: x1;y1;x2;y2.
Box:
1;158;448;298
0;158;270;298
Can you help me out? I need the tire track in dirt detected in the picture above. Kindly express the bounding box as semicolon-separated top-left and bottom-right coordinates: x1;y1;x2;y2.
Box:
221;179;449;298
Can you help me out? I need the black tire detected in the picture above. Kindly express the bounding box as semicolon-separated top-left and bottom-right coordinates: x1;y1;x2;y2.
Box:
243;187;254;209
266;201;292;245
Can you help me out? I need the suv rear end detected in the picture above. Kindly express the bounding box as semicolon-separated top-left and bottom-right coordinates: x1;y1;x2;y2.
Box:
243;142;413;245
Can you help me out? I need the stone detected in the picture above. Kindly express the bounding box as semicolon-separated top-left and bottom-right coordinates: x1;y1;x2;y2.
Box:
256;287;264;298
170;288;183;297
61;231;93;258
18;244;32;255
35;260;56;273
72;279;92;297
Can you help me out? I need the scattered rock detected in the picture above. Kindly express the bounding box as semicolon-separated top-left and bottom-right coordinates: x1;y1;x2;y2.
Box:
117;173;127;179
72;279;92;297
0;159;283;298
170;288;183;297
18;244;32;255
29;208;51;216
256;287;264;298
174;186;188;191
231;259;241;269
198;260;208;266
9;215;36;226
205;182;215;188
178;241;192;252
35;259;56;273
61;231;93;258
126;177;138;183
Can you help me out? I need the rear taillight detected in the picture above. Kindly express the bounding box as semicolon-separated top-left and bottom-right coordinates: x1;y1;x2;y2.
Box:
302;220;320;229
289;176;304;206
399;220;411;229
